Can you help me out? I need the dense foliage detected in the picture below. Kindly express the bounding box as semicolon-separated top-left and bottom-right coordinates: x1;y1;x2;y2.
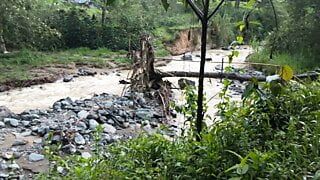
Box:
40;79;320;179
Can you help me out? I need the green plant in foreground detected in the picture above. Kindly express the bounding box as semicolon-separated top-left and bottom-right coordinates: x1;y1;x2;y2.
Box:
41;79;320;179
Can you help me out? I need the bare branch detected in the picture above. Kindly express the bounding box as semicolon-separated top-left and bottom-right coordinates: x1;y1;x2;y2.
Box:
208;0;225;20
186;0;204;21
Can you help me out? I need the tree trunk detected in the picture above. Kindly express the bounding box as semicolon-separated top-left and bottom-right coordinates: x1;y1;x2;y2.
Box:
195;1;209;141
101;7;106;26
235;0;240;8
0;29;6;54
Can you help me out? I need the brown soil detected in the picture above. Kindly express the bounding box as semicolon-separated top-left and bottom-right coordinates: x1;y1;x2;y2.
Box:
166;28;218;55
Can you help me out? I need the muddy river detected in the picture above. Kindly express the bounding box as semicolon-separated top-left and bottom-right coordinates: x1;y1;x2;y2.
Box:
0;47;252;116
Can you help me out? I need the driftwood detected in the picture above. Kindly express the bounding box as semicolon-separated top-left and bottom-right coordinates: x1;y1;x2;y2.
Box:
157;71;320;82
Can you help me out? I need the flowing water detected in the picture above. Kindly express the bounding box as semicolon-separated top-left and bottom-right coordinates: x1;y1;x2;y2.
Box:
0;47;252;116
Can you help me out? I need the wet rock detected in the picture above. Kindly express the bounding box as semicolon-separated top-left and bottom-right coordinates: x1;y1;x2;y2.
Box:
63;76;74;82
81;152;92;159
4;118;19;127
21;120;31;127
136;109;153;119
78;68;97;76
182;54;193;60
77;110;89;119
28;153;45;162
103;124;116;134
74;133;86;145
12;139;28;146
89;119;99;130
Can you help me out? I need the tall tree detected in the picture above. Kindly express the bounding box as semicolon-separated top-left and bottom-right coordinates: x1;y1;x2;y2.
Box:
162;0;226;140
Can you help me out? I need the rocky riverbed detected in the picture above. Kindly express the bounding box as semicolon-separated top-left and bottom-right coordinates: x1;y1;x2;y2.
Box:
0;47;264;179
0;91;173;179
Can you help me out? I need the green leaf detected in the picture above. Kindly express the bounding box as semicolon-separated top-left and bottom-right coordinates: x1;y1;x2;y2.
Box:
239;24;245;32
237;164;249;175
161;0;170;11
279;65;293;81
236;36;244;44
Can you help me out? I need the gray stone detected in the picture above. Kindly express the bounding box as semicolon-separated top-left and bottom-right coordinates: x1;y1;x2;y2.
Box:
89;119;99;130
0;163;8;170
21;121;30;127
0;173;9;178
4;118;19;127
76;121;87;131
0;121;5;128
107;119;115;125
77;110;89;119
20;129;32;137
136;109;153;119
38;125;50;136
87;113;99;120
182;54;193;60
28;153;45;162
74;133;86;145
63;76;74;82
33;139;42;144
8;163;20;170
12;139;28;146
81;152;92;159
103;124;116;134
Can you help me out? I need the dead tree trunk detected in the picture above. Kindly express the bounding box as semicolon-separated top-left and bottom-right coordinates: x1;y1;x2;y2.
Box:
157;71;319;82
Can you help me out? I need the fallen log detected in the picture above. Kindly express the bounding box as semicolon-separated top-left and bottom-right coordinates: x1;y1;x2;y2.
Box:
158;71;266;82
157;71;320;82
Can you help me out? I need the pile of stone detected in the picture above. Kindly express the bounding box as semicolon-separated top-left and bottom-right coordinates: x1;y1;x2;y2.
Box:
0;92;167;178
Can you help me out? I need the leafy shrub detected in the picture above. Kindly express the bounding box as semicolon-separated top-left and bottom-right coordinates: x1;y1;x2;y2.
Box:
42;79;320;179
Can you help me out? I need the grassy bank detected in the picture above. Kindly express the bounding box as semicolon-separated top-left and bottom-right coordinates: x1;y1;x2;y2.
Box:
247;49;319;74
0;48;128;83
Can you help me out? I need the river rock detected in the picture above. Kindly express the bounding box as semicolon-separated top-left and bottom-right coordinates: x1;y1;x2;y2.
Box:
81;152;92;159
63;76;74;82
28;153;44;162
0;121;5;128
89;119;99;130
76;121;87;131
74;133;86;145
103;124;116;134
12;139;28;146
4;118;19;127
135;109;153;119
8;163;20;170
77;110;89;119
